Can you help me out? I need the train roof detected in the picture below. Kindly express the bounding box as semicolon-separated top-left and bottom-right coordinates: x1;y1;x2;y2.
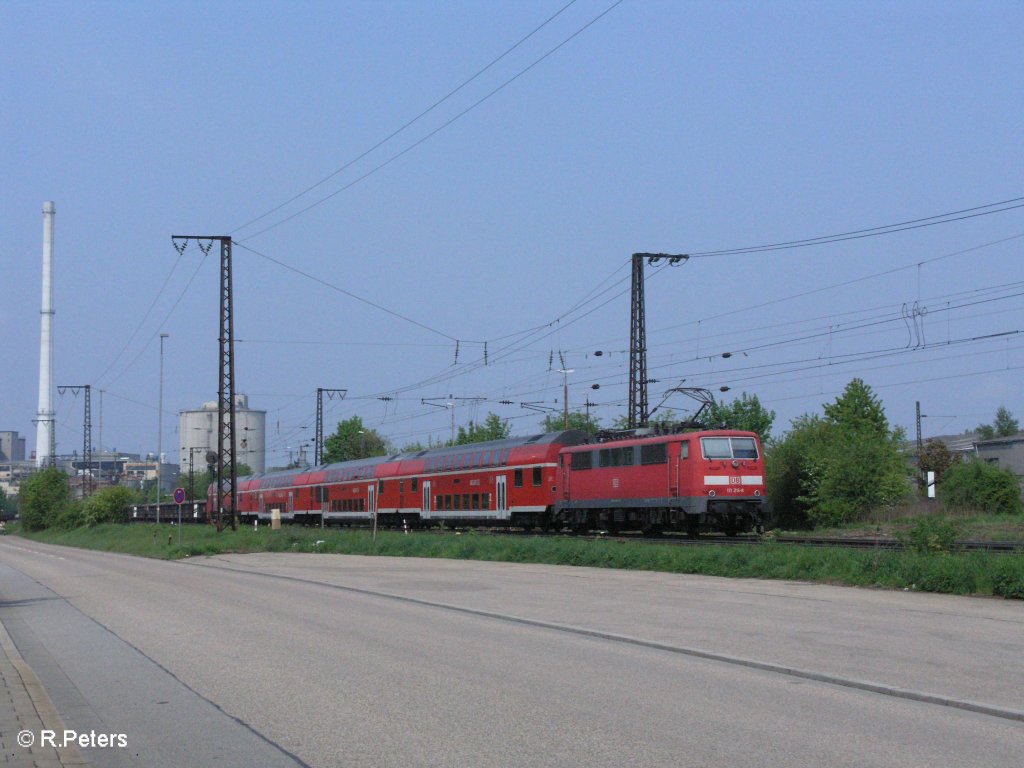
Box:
394;429;589;461
237;429;591;484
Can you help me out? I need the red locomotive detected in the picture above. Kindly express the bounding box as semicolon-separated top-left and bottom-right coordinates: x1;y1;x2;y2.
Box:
211;428;767;535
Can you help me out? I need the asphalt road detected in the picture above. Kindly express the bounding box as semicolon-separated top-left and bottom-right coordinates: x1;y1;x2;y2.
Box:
1;537;1021;767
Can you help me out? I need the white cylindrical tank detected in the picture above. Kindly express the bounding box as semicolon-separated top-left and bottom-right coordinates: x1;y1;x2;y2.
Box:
179;394;266;474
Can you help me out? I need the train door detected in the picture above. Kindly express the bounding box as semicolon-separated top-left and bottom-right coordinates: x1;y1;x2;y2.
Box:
496;475;508;518
367;484;376;519
560;455;570;500
288;490;294;519
674;440;690;497
422;480;432;518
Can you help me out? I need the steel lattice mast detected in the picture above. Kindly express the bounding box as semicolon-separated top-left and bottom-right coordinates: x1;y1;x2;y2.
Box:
57;385;91;496
315;388;347;466
172;235;237;531
629;253;689;429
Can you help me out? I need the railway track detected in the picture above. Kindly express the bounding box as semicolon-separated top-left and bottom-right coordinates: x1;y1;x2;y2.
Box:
426;527;1024;554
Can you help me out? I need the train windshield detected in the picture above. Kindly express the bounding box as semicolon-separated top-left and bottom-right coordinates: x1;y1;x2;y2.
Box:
701;437;759;460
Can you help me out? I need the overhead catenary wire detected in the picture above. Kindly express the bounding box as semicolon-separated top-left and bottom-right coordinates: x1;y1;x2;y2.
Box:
686;197;1024;258
237;0;628;241
230;0;582;236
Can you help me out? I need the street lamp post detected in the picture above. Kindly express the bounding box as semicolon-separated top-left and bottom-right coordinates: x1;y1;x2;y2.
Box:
157;332;168;524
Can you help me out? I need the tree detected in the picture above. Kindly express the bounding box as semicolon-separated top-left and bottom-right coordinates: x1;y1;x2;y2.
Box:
18;468;73;531
976;406;1019;440
918;438;958;486
708;392;775;443
453;412;510;445
541;411;602;436
823;377;890;438
765;414;828;529
323;416;388;463
766;379;911;529
0;488;17;518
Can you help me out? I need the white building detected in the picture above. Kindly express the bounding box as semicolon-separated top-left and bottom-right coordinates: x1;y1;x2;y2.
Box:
179;394;266;474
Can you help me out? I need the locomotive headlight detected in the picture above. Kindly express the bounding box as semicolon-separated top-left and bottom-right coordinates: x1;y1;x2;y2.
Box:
754;490;761;497
708;490;716;497
731;460;739;468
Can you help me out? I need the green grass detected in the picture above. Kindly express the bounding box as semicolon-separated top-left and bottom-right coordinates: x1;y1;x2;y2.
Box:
11;522;1024;599
782;507;1024;542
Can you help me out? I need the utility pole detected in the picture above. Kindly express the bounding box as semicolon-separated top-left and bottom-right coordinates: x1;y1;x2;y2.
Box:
57;385;91;497
315;388;347;465
172;235;237;531
157;332;168;523
421;396;485;443
629;253;688;429
97;389;104;485
916;401;924;492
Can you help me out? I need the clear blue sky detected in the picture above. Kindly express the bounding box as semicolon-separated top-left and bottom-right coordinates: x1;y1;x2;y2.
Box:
2;0;1022;467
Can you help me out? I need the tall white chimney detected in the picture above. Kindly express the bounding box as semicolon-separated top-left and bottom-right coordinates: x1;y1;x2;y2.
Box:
35;201;55;467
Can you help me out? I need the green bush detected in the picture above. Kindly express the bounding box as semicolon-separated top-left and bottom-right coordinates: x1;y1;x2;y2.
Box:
17;468;73;531
940;460;1023;516
81;486;135;526
991;559;1024;599
899;517;962;554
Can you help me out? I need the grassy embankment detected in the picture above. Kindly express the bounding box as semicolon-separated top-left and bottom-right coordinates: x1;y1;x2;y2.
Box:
10;522;1024;599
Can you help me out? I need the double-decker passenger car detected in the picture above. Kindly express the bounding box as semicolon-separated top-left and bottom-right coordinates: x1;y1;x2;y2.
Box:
211;427;767;535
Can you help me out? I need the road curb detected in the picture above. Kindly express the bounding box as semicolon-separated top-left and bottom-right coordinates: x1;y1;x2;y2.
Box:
0;617;89;766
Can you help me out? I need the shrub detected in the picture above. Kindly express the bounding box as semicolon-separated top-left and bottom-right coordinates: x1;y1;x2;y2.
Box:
940;460;1023;516
81;486;135;526
899;517;962;554
991;559;1024;599
17;468;73;531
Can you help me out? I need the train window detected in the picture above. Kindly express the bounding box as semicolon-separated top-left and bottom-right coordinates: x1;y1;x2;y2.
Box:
462;494;470;509
454;494;461;510
732;438;759;459
701;438;732;459
482;492;490;509
641;444;668;465
472;493;479;509
436;494;442;509
680;441;689;459
399;479;404;493
600;447;627;467
411;478;418;492
378;480;384;493
501;448;511;465
571;451;593;470
532;467;542;486
514;469;524;487
446;495;453;511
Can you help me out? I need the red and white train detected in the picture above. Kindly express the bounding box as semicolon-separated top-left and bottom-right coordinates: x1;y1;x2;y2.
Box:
211;428;768;535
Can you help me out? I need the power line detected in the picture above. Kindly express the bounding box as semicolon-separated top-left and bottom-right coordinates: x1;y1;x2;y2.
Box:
233;240;459;341
238;0;627;240
231;0;581;236
687;197;1024;258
